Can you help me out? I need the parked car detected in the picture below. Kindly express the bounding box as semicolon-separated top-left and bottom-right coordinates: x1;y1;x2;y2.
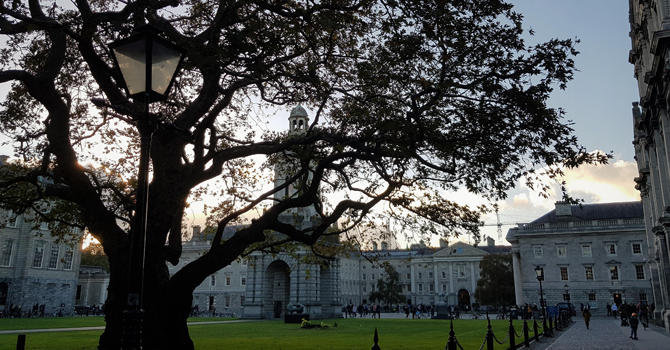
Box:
286;303;305;314
556;302;576;316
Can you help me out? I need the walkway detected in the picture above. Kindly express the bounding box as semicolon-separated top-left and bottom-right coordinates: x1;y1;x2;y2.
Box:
533;316;670;350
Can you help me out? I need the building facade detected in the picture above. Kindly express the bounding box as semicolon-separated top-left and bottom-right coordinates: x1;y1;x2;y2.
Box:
629;0;670;330
507;201;651;314
0;210;82;315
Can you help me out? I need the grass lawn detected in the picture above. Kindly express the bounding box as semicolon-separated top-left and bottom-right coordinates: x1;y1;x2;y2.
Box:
0;317;539;350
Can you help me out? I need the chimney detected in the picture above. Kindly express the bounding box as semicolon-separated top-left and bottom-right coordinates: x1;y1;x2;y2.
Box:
439;239;448;248
487;236;495;247
192;225;201;237
555;201;572;217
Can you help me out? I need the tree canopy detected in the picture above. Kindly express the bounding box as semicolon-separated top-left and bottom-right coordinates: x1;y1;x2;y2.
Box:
368;263;405;305
474;253;515;307
0;0;605;348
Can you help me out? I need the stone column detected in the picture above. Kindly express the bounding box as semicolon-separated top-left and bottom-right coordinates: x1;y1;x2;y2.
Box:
410;263;416;303
512;249;524;306
433;263;439;305
449;261;454;293
470;261;476;304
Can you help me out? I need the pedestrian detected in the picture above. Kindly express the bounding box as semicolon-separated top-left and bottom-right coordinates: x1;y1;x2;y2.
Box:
612;303;618;319
582;307;591;330
629;313;639;340
606;303;611;316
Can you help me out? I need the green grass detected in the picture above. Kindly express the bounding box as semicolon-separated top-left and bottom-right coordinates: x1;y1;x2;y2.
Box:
0;316;238;331
0;317;539;350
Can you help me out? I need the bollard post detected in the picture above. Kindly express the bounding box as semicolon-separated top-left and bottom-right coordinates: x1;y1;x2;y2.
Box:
446;320;457;350
486;317;494;350
508;318;516;350
523;319;530;348
371;327;381;350
16;334;26;350
548;314;553;334
533;319;539;342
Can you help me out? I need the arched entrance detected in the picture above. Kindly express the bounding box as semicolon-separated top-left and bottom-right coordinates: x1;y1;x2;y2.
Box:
263;260;290;318
457;289;470;308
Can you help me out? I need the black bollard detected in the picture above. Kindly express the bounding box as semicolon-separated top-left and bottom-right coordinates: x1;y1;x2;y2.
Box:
371;327;381;350
16;334;26;350
523;319;530;348
446;320;457;350
486;317;494;350
508;318;516;350
533;319;539;342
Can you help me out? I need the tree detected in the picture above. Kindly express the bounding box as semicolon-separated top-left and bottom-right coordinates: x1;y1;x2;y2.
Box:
368;263;404;306
81;242;110;272
474;254;515;307
0;0;606;348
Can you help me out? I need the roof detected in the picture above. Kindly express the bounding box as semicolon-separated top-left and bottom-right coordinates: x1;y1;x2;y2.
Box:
530;201;643;224
189;225;244;243
290;105;308;118
479;245;512;254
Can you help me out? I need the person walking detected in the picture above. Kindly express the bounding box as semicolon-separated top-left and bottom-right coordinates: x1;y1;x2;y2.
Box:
629;313;639;340
612;303;618;319
606;303;611;316
582;307;592;330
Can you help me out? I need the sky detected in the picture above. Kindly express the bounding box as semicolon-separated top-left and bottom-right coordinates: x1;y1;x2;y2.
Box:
0;1;643;247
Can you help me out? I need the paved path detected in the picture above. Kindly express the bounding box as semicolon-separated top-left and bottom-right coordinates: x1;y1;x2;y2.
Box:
0;319;257;335
533;316;670;350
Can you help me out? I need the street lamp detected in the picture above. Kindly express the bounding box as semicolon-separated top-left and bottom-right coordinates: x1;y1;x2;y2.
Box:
108;25;186;349
534;266;549;335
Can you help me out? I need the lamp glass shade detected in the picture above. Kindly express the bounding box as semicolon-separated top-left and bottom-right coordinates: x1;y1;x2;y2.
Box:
112;39;147;96
534;266;543;279
151;40;183;95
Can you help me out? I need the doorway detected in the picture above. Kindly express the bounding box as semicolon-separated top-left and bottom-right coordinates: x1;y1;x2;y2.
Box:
613;293;621;306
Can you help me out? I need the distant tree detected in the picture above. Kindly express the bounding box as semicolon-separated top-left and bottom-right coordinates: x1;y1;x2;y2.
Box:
475;254;514;307
369;263;405;306
80;242;110;272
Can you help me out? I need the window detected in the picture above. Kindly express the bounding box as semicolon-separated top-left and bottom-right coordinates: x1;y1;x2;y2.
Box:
241;274;247;286
242;259;248;266
557;245;567;258
632;243;642;255
609;266;619;280
605;243;617;256
76;285;82;300
240;296;245;304
442;284;447;292
533;246;543;258
63;249;73;270
225;296;230;307
5;211;17;228
32;241;45;268
581;245;592;257
225;274;231;286
371;274;375;280
441;271;446;279
418;284;423;292
406;273;411;280
363;285;367;292
407;265;410;268
457;265;465;278
640;293;647;301
418;272;422;279
40;222;48;230
635;265;645;280
429;272;433;279
1;239;13;267
210;275;216;286
429;284;434;292
48;245;59;269
584;266;594;281
363;265;366;269
370;285;375;292
407;284;411;292
362;274;366;280
560;267;569;281
588;294;596;301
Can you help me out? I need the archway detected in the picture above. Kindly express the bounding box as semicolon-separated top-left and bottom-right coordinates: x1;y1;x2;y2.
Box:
457;289;470;308
263;260;290;318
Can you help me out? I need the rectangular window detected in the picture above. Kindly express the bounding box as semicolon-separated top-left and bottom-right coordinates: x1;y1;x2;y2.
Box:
588;294;596;301
5;211;17;228
362;274;366;280
242;259;248;266
225;296;230;307
632;243;642;255
1;239;13;267
407;273;411;280
76;285;82;300
418;284;423;292
609;266;619;280
581;245;592;257
429;284;434;292
560;267;569;281
557;245;567;258
640;293;647;301
418;272;422;279
605;243;617;256
429;272;433;279
441;271;446;279
370;285;375;292
48;245;60;269
241;274;247;286
457;265;465;278
407;265;410;268
635;265;645;280
371;274;375;280
225;274;231;286
533;246;543;258
211;275;216;286
442;284;447;292
63;249;73;270
585;266;594;281
32;241;45;268
407;284;411;292
40;222;48;230
363;265;366;269
363;285;367;292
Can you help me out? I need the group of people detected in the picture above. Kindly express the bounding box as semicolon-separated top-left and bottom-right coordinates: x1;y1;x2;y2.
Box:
403;303;436;319
582;301;654;340
4;303;47;318
344;303;382;318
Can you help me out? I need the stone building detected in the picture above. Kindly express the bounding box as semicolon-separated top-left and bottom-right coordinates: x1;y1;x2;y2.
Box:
628;0;670;329
76;265;109;308
507;201;651;314
0;209;82;315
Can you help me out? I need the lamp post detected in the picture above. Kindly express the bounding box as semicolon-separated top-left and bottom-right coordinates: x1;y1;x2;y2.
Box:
107;26;186;350
534;266;549;335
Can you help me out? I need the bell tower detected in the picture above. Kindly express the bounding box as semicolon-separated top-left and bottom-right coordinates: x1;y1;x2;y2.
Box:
288;105;309;134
